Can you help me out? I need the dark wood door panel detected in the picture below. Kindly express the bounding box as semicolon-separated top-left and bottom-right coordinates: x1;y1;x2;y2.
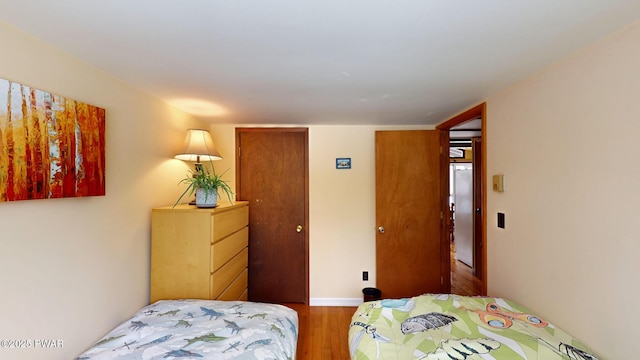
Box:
236;128;308;303
472;137;483;281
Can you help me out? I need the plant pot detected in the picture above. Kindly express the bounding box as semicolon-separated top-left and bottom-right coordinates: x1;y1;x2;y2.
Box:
195;188;218;208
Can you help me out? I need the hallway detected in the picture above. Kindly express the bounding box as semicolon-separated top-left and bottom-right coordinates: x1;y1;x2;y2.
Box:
450;242;483;296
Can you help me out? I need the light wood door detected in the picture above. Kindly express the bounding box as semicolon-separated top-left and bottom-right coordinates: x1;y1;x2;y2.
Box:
236;128;308;303
375;130;446;299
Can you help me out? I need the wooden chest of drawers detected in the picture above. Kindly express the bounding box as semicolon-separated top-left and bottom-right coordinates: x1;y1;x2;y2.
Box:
150;201;248;303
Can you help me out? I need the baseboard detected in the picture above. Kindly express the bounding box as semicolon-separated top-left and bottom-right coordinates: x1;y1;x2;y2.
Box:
309;298;362;307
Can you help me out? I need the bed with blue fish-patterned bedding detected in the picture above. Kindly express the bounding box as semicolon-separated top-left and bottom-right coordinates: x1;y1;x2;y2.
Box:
76;299;298;359
349;294;600;360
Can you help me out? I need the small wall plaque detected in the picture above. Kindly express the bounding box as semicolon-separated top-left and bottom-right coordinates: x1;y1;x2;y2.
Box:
336;158;351;169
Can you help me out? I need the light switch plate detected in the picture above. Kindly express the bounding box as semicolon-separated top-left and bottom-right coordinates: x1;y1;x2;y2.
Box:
492;174;504;192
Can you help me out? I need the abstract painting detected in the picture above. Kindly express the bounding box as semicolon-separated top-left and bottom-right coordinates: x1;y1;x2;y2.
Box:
0;78;105;202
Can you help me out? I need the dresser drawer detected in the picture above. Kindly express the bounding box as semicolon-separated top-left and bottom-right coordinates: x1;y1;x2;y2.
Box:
212;206;249;243
150;202;249;303
217;268;248;301
238;288;248;301
210;248;248;299
210;227;248;273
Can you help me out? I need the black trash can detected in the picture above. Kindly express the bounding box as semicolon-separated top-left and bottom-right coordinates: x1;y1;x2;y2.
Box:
362;287;382;302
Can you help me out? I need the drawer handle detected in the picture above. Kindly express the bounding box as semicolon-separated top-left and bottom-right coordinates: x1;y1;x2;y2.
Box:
296;225;303;233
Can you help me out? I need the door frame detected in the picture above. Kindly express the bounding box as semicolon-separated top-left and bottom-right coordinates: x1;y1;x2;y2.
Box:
436;103;487;295
235;127;310;303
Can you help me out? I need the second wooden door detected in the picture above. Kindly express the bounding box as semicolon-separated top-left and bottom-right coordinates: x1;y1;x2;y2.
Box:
236;128;308;303
375;130;447;299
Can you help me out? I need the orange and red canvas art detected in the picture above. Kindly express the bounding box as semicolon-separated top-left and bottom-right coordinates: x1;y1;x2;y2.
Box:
0;78;105;202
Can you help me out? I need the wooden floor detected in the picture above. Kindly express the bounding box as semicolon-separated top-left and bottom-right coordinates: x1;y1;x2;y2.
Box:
450;241;484;296
282;303;355;360
280;242;482;359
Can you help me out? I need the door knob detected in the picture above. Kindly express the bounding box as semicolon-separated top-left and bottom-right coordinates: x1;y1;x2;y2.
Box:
378;226;385;234
296;225;303;233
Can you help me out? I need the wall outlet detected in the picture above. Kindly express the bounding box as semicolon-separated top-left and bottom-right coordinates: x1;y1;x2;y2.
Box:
498;212;505;229
362;271;369;281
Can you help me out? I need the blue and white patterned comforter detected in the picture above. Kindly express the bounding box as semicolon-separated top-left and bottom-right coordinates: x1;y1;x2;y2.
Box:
75;299;298;359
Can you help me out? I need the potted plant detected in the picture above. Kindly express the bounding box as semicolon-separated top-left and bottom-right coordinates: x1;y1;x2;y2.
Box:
174;163;234;208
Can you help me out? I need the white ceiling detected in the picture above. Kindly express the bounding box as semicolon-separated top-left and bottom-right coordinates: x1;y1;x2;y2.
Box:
2;1;640;125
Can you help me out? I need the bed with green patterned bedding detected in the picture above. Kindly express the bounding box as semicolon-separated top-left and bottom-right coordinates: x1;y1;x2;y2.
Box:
349;294;599;360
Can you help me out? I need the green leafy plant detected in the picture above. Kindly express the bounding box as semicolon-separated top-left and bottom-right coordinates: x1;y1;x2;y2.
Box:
173;162;234;207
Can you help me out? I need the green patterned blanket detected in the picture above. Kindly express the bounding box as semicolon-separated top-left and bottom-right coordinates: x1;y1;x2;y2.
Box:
349;294;599;359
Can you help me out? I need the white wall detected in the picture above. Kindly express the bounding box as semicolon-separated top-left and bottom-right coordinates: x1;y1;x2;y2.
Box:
486;19;640;359
0;21;203;359
210;124;431;305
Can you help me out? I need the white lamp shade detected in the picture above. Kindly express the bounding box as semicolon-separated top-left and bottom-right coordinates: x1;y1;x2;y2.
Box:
174;129;222;161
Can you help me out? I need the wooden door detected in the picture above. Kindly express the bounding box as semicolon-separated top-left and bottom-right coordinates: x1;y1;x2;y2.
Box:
472;137;483;279
375;130;446;299
236;128;308;303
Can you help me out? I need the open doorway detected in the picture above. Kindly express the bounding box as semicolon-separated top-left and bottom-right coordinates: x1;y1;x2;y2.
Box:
437;104;486;296
448;135;483;296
